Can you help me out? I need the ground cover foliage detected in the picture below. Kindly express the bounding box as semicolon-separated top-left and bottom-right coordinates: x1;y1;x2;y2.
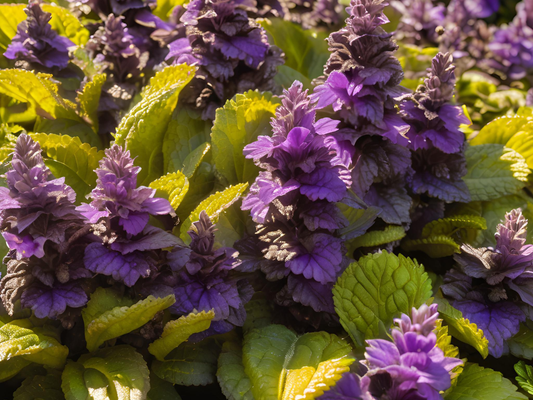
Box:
1;0;533;398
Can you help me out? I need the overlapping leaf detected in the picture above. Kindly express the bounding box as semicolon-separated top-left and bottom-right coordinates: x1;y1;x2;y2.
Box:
149;171;190;211
218;340;254;400
82;287;175;352
212;91;279;185
333;251;432;346
515;361;533;396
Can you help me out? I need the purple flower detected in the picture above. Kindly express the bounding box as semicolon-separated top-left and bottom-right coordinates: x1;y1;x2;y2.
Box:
400;53;469;154
489;0;533;80
318;373;374;400
240;81;354;323
390;0;445;45
4;2;74;70
167;211;253;338
79;145;179;287
0;136;91;322
441;209;533;357
363;304;462;399
166;0;283;120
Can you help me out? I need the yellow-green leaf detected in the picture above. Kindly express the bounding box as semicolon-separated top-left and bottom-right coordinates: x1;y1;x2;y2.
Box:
149;171;190;210
77;73;106;133
346;225;406;253
148;310;215;361
42;4;90;46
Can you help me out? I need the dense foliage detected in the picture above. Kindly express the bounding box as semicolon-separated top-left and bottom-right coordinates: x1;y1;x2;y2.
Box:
1;0;533;399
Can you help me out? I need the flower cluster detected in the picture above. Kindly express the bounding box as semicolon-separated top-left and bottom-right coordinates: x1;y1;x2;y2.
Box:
319;304;462;400
441;209;533;357
240;81;354;325
4;2;74;70
400;52;470;204
166;0;284;120
489;0;533;80
255;0;343;29
78;145;181;287
0;135;90;323
168;211;253;338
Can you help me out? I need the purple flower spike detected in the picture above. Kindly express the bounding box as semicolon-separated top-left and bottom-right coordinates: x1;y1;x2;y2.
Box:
78;144;174;236
168;211;253;338
401;53;469;154
166;0;283;120
318;373;374;400
442;209;533;357
4;2;74;70
364;304;462;399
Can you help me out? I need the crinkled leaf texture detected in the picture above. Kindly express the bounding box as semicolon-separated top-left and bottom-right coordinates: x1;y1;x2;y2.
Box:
114;64;196;185
346;225;406;253
0;319;68;379
463;144;530;201
82;287;175;352
471;115;533;171
61;345;150;400
148;309;215;361
180;183;248;243
30;133;104;201
242;324;354;400
403;215;487;258
443;363;526;400
13;370;63;400
434;297;489;359
152;339;220;386
149;171;190;211
333;251;432;346
515;361;533;396
218;339;254;400
212;91;279;185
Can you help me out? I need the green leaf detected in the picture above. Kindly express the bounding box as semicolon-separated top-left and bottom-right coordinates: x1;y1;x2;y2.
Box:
515;361;533;396
346;225;406;253
148;373;182;400
508;324;533;360
149;171;190;211
333;251;432;346
337;206;380;240
444;363;527;400
77;73;106;134
434;297;489;358
0;123;18;163
261;18;329;81
148;310;215;361
14;371;64;400
153;0;187;18
0;69;74;120
42;4;90;46
180;183;248;242
217;339;254;400
162;107;212;177
0;5;26;52
0;357;31;382
435;320;463;383
176;160;216;223
243;325;354;400
464;144;530;201
402;215;487;258
243;294;273;333
152;339;220;386
82;287;175;352
471;115;533;171
211;90;279;185
62;345;150;400
30;133;104;201
0;319;68;370
114;64;196;185
213;202;250;249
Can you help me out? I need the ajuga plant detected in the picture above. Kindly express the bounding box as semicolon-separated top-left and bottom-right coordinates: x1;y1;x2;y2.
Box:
313;0;413;231
254;0;343;29
4;2;74;71
78;144;180;287
442;209;533;357
488;0;533;82
400;52;471;204
166;0;284;120
239;80;354;326
167;211;253;338
0;135;90;325
318;304;463;400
